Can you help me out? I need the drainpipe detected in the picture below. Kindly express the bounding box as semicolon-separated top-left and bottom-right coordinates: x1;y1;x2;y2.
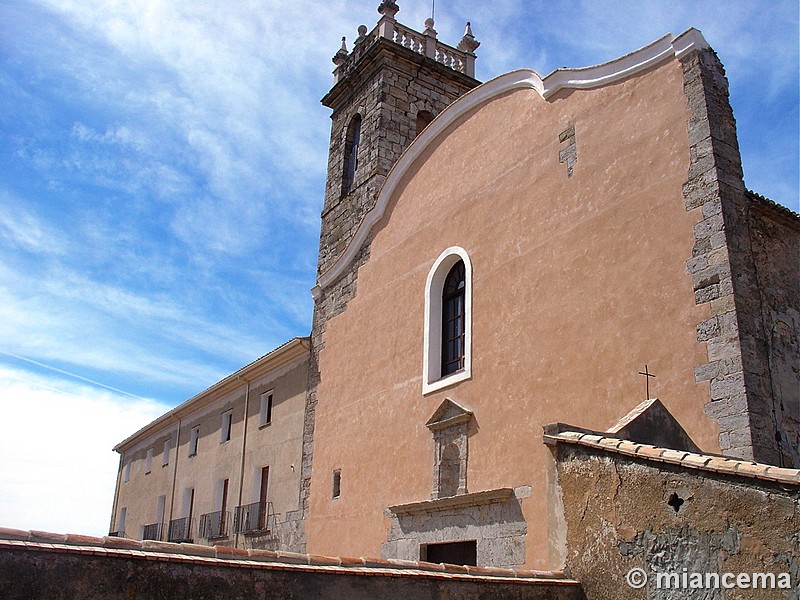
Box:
109;453;123;535
167;419;182;540
234;377;251;548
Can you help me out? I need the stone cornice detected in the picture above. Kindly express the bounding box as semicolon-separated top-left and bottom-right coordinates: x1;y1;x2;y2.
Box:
387;488;516;516
312;29;709;299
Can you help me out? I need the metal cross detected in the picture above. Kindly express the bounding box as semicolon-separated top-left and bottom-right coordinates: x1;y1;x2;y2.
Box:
638;365;656;399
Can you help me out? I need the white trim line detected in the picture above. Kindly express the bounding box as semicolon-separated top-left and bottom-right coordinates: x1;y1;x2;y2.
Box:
311;29;708;298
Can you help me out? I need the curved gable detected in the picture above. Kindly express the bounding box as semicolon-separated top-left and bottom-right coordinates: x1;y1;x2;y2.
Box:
312;28;708;297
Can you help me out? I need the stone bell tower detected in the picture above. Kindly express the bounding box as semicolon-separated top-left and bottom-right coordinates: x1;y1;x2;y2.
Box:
298;2;481;550
316;0;481;278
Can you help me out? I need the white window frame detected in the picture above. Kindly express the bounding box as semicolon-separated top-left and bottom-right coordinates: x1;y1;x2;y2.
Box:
422;246;473;395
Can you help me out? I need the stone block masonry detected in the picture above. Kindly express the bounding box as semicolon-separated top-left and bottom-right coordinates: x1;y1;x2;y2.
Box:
680;46;800;466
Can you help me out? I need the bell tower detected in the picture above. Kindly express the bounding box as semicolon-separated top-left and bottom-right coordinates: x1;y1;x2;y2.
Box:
316;0;481;277
298;3;481;551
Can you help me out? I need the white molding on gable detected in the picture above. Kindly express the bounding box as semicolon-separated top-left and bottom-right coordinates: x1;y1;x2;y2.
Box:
311;29;709;299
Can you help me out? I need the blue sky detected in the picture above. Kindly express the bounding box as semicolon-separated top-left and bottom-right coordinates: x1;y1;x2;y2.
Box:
0;0;797;536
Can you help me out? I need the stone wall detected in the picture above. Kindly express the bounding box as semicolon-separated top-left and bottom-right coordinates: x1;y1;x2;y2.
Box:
747;195;800;468
680;46;799;466
0;529;585;600
318;39;478;276
547;435;799;600
382;488;529;569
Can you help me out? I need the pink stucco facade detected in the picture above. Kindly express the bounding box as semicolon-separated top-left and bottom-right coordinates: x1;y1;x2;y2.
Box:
306;56;718;569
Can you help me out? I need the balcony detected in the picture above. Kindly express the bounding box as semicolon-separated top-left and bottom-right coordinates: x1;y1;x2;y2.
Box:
199;510;230;540
167;517;194;543
233;501;275;535
107;530;125;538
142;522;162;541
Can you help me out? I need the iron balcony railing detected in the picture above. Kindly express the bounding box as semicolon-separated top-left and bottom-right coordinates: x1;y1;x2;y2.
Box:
142;522;162;541
199;510;230;540
167;517;194;543
233;501;275;535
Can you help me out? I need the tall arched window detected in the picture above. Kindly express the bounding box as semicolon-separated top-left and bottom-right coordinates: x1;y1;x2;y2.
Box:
423;247;472;394
342;114;361;196
441;261;465;376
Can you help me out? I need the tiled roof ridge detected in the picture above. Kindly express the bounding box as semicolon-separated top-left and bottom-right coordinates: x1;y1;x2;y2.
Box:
0;528;574;584
746;189;800;228
544;430;800;486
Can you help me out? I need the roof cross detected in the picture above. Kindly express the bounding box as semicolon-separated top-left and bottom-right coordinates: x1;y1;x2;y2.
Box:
638;365;656;399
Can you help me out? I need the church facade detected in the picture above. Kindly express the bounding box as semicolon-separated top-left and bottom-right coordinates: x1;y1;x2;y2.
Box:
111;1;799;573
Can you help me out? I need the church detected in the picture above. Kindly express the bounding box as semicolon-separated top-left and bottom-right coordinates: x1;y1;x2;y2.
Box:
110;0;799;575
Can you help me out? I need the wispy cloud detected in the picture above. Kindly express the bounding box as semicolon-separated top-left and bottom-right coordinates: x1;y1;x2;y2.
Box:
0;191;68;255
0;365;169;536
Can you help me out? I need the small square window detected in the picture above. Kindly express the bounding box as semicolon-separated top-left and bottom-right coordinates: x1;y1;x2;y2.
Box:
260;392;274;427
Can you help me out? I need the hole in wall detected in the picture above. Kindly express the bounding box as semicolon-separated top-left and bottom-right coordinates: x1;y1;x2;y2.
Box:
667;492;685;513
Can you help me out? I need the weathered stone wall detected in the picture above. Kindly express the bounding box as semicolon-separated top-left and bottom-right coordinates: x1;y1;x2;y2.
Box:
318;39;478;276
680;47;796;466
382;488;529;569
747;197;800;468
550;443;799;600
0;534;585;600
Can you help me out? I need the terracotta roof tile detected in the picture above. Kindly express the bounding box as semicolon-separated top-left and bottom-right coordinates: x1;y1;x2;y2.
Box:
0;527;29;541
29;530;67;544
103;536;143;550
181;542;217;557
309;553;341;566
634;445;666;459
215;545;249;560
546;429;799;486
275;550;311;565
680;453;712;468
247;548;279;562
65;533;105;547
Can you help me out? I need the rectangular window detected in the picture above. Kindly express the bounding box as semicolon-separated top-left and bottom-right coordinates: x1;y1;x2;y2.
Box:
422;540;477;566
220;410;232;443
162;439;170;467
259;391;273;426
156;495;166;527
117;507;127;535
258;466;269;530
123;461;131;483
332;469;341;499
145;448;153;474
189;426;200;457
